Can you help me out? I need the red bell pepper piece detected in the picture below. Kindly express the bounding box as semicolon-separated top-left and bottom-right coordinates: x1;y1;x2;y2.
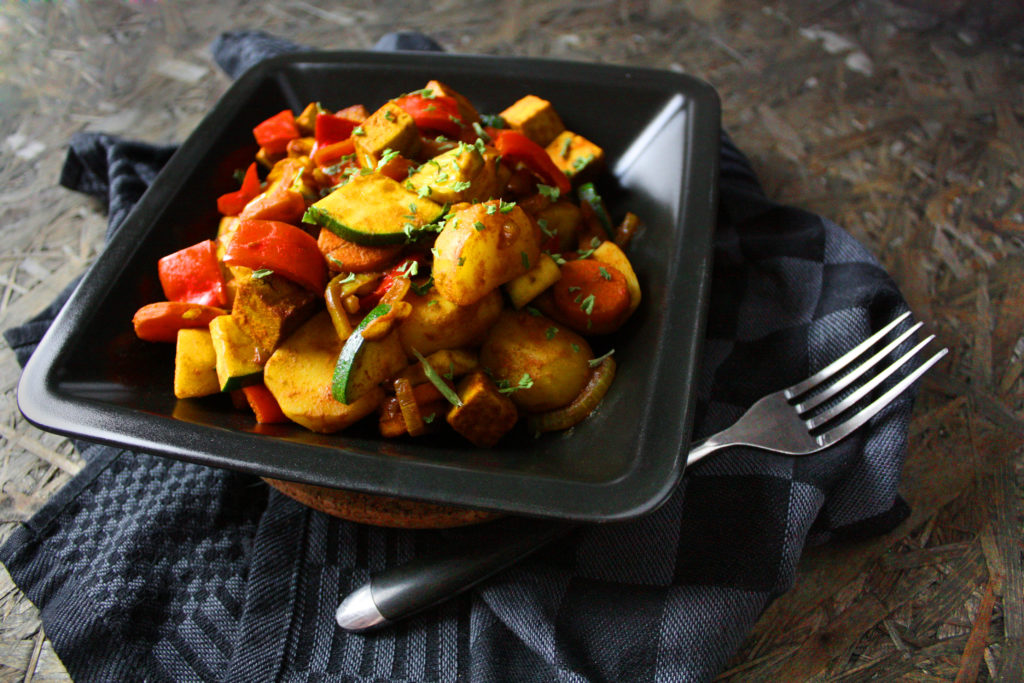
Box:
223;219;327;293
393;93;464;137
253;109;300;156
492;129;571;194
242;384;289;424
314;112;357;147
216;162;261;216
312;137;356;170
158;240;228;308
360;254;428;310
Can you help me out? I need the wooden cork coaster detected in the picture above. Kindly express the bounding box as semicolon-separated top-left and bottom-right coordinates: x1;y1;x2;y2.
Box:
264;478;500;528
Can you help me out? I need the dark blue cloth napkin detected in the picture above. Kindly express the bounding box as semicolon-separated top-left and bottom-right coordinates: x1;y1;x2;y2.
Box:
1;31;915;682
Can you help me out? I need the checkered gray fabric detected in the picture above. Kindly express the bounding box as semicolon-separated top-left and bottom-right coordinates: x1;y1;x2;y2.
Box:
1;32;916;682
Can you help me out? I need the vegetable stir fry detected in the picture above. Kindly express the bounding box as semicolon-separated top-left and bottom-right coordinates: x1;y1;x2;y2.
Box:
133;82;643;447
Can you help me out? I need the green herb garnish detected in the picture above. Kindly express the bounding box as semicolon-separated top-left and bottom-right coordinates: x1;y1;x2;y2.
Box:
413;349;462;407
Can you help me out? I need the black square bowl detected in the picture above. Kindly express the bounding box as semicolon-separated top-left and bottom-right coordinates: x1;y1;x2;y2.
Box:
18;50;720;522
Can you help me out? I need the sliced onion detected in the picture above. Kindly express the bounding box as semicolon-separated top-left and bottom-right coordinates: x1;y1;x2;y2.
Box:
325;275;354;340
526;357;616;434
394;377;425;436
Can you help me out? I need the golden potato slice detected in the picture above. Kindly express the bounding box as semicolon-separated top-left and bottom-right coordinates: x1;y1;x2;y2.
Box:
479;309;593;413
432;201;541;306
264;312;383;433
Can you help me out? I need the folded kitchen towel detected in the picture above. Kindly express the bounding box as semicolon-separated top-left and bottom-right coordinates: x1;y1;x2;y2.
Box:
1;31;916;682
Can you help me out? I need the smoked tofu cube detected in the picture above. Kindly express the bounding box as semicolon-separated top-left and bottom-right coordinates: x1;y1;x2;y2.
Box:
231;274;318;356
446;371;519;448
545;131;605;183
353;101;421;168
499;95;565;146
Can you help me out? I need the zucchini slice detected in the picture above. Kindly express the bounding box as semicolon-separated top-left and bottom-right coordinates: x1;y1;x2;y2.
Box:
332;303;408;404
209;315;264;392
304;173;443;246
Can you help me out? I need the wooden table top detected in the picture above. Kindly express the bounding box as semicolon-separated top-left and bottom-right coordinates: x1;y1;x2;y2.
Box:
1;1;1022;680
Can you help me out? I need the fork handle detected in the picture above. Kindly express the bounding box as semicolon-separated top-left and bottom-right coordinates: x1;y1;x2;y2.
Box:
686;437;724;466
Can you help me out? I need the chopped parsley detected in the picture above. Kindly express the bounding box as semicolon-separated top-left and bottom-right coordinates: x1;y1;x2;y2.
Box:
580;294;596;315
598;266;612;281
537;184;560;201
474;221;485;231
451;180;472;192
521;251;531;270
572;154;594;170
334;272;357;285
413;349;462;407
525;306;542;317
251;269;273;280
545;326;558;340
559;135;572;158
472;122;490;142
589;349;615;367
537;218;555;239
376;148;400;170
497;373;534;394
353;126;366;136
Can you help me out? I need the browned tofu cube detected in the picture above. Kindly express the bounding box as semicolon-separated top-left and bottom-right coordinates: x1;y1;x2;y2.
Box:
446;371;518;448
231;273;318;356
424;79;481;126
545;130;605;183
499;95;565;146
353;101;421;168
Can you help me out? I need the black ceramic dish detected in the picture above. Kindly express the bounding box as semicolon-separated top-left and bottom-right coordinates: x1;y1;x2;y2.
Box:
18;51;720;522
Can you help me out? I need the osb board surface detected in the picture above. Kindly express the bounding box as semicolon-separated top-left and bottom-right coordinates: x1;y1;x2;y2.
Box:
1;1;1022;681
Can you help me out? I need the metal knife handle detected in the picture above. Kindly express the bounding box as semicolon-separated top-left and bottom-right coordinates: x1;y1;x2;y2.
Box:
336;519;576;631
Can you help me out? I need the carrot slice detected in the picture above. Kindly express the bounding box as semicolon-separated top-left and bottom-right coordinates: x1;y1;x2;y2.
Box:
550;258;631;335
239;189;307;224
242;384;289;424
317;229;402;273
132;301;226;342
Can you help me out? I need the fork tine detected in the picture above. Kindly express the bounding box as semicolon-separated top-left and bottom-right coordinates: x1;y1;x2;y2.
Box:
785;311;912;399
805;335;935;430
795;322;923;414
816;347;948;446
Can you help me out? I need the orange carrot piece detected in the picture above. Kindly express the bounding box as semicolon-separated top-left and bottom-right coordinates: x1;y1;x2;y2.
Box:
239;189;307;224
550;258;631;335
242;384;289;424
317;228;403;273
378;154;414;182
132;301;226;342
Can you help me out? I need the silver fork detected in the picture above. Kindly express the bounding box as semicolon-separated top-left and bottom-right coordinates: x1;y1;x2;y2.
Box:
686;311;947;467
336;312;947;631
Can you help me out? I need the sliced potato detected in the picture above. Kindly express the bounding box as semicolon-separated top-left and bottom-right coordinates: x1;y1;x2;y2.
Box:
479;309;593;412
263;312;383;432
398;287;502;357
432;201;541;306
174;328;219;398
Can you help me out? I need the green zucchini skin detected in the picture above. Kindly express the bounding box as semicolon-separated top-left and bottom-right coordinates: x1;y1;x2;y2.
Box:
332;303;391;404
304;174;443;246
